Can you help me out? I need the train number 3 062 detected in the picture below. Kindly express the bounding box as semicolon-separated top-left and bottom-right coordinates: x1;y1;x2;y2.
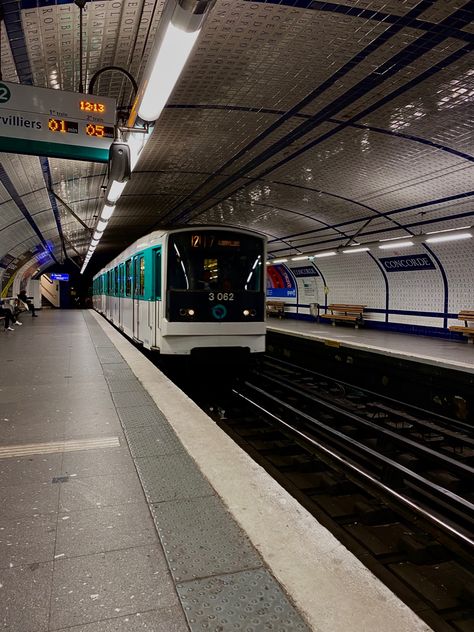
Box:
208;292;234;301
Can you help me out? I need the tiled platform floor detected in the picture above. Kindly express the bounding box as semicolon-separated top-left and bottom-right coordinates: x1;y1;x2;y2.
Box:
0;310;309;631
267;319;474;373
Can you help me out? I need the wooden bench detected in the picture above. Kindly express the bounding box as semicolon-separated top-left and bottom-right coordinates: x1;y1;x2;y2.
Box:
449;310;474;343
320;304;366;328
266;300;285;319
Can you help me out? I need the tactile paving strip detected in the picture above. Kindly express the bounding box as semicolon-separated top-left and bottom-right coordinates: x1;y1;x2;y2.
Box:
124;425;184;458
136;454;215;503
116;405;169;429
152;495;262;582
111;390;155;408
102;365;136;379
177;568;311;631
96;347;125;364
105;377;143;393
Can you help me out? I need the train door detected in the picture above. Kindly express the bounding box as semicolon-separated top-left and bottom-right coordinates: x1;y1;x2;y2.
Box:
133;254;144;342
153;248;162;347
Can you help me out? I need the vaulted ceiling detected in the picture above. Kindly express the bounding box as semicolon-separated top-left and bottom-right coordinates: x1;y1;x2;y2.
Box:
0;0;473;280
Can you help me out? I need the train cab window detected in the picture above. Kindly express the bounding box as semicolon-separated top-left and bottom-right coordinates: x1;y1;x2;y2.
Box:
154;249;162;299
125;259;132;297
167;231;264;292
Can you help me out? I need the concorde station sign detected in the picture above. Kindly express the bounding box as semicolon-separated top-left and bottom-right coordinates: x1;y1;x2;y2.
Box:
0;81;116;163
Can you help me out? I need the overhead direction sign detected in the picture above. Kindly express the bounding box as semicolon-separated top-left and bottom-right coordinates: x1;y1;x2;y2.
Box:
0;81;116;163
50;273;69;281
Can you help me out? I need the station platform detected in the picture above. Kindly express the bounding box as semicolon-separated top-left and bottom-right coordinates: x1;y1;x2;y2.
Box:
267;319;474;375
0;310;433;632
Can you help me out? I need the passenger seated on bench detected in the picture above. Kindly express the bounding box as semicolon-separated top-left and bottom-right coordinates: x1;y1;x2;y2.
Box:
0;300;22;330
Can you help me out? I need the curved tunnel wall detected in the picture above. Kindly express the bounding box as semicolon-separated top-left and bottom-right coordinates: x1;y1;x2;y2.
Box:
274;238;473;336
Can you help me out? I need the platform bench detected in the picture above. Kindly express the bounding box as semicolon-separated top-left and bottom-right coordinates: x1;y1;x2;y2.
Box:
266;301;285;319
320;304;366;328
449;310;474;343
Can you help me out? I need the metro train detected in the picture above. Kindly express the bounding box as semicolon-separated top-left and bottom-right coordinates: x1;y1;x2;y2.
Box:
92;225;266;355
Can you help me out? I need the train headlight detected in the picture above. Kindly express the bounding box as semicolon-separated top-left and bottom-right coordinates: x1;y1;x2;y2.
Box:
243;309;250;317
187;309;195;316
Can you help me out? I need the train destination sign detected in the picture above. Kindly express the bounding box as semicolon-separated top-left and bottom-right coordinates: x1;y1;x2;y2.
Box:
0;81;116;163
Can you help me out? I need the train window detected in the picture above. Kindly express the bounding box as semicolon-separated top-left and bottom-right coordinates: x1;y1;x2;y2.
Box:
134;256;145;296
154;249;162;299
168;231;264;292
119;263;125;296
125;259;132;297
115;267;119;295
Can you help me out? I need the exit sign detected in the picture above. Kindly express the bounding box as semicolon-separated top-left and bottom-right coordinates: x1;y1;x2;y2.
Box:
0;81;116;163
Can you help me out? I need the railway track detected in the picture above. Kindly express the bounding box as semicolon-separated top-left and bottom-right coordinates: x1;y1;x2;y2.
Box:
198;356;474;632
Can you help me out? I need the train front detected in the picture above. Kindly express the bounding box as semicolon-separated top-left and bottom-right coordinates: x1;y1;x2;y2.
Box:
161;228;266;355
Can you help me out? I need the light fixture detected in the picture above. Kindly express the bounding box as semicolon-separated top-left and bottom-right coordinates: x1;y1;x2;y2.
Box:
271;258;288;264
96;219;108;232
379;241;414;249
93;230;103;241
426;225;471;235
134;1;215;123
106;180;127;205
313;251;337;258
342;247;370;253
100;205;115;221
291;255;309;261
91;238;99;246
425;232;472;244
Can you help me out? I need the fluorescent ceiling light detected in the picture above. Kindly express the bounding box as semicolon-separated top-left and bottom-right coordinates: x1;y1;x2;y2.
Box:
313;251;337;258
342;247;370;253
425;226;471;235
138;22;200;122
96;219;108;232
379;241;414;249
106;180;127;204
425;232;472;244
100;205;115;221
271;258;288;264
91;239;99;247
93;230;103;241
378;235;408;242
291;255;309;261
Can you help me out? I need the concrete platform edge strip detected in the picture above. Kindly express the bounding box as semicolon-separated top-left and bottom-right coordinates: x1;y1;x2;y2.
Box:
267;324;474;374
89;310;434;632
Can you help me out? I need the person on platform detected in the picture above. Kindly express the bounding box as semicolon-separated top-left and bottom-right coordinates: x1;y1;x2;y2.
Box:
0;300;21;330
18;289;38;317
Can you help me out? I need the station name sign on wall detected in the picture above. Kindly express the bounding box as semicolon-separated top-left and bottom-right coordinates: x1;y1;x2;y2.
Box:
0;81;116;163
291;265;320;277
379;254;435;272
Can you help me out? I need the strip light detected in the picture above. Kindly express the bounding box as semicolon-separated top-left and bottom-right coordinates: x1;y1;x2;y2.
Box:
138;23;200;122
291;255;309;261
342;247;370;253
425;232;472;244
378;240;414;250
313;251;337;258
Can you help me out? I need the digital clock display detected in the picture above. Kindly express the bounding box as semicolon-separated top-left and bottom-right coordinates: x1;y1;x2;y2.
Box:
48;118;78;134
85;123;115;139
80;100;106;113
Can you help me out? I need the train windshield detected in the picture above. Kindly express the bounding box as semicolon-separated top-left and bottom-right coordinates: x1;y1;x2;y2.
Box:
167;231;264;292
